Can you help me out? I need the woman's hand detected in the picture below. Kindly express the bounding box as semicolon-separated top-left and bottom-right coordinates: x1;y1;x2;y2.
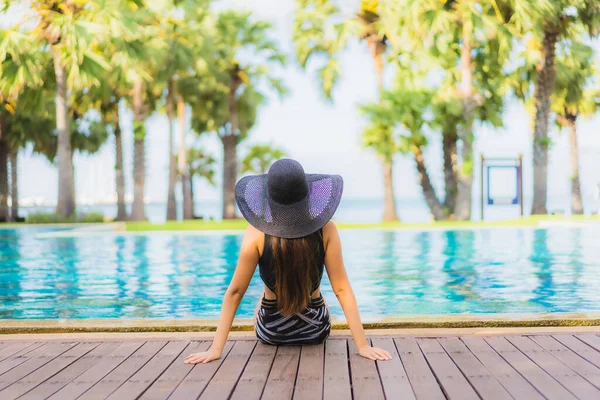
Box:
184;347;222;364
358;345;392;361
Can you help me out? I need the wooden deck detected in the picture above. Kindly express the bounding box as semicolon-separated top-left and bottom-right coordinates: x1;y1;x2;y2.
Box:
1;333;600;399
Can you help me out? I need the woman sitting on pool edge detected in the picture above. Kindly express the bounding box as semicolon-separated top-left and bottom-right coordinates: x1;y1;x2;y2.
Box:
185;159;392;364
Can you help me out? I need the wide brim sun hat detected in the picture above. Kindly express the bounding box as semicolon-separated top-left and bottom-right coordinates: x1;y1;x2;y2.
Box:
235;158;344;239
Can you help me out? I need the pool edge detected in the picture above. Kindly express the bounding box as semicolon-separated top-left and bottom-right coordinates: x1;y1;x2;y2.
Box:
2;313;600;334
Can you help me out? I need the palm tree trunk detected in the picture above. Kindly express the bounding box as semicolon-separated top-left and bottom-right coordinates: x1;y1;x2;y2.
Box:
222;85;239;220
369;39;385;92
178;96;193;220
189;173;195;218
455;20;474;221
370;39;400;223
53;48;76;217
567;114;583;215
10;148;18;221
0;136;8;222
166;78;177;221
413;145;447;221
222;134;237;220
382;158;399;222
113;105;127;221
131;76;147;221
443;128;459;216
531;28;559;215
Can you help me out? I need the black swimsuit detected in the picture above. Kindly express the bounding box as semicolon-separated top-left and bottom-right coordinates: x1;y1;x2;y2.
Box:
255;231;331;345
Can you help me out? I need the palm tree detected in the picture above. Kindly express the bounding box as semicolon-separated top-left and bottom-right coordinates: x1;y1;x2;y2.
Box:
552;41;599;215
0;27;49;221
9;147;18;221
360;119;400;222
431;92;462;215
293;0;387;97
508;1;600;214
21;1;120;216
90;68;130;222
361;77;448;221
241;144;286;174
124;4;165;222
187;145;216;218
0;102;55;222
130;75;148;221
383;0;512;220
0;129;7;222
293;0;400;221
209;10;287;220
154;0;210;221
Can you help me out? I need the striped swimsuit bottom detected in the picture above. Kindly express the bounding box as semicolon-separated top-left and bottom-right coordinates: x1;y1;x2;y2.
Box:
255;295;331;346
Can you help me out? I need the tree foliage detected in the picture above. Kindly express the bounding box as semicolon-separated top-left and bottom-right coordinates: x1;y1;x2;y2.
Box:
241;143;286;174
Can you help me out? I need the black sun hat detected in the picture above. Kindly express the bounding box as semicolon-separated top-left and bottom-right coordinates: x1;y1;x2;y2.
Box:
235;158;344;239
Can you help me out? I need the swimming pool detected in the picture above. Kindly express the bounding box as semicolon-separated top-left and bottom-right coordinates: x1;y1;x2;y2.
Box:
1;226;599;321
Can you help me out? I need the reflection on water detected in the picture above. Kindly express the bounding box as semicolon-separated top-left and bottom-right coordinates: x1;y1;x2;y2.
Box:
1;226;600;321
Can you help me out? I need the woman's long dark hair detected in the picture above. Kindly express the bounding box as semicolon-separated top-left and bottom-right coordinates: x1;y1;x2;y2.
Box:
270;230;322;316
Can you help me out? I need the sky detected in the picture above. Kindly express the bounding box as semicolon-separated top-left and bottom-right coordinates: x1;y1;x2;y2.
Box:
6;0;600;212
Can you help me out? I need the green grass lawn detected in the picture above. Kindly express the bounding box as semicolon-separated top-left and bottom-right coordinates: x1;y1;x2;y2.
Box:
125;214;600;232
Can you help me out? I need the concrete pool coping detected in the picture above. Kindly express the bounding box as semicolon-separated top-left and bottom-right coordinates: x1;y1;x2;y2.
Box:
2;313;600;334
2;326;600;341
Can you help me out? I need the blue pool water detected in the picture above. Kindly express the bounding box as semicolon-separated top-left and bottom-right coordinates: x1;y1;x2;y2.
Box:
1;226;600;321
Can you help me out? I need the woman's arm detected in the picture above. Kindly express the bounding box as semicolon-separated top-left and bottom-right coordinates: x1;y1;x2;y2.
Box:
185;227;260;364
323;222;391;361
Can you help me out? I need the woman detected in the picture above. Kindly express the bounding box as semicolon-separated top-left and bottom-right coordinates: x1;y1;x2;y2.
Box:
185;159;391;364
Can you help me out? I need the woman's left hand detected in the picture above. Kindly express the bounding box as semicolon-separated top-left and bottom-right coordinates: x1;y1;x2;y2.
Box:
184;347;222;364
358;345;392;361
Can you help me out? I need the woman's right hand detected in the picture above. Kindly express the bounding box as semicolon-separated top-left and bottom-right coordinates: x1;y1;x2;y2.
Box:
358;345;392;361
184;347;222;364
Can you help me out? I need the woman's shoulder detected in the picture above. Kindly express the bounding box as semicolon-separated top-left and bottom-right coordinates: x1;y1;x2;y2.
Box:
322;220;338;234
321;221;339;247
242;224;265;254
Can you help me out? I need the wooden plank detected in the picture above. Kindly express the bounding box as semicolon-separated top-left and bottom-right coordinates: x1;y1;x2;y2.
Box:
348;340;385;400
0;342;98;399
107;341;188;400
323;339;351;400
0;342;39;363
19;342;120;400
47;341;144;400
394;338;445;400
293;343;324;400
198;340;255;400
168;341;234;400
507;336;600;399
438;337;511;400
532;335;600;389
577;334;600;352
230;342;277;400
484;336;575;400
417;338;479;400
461;337;544;400
77;341;167;400
371;338;415;400
0;342;76;392
554;335;600;369
0;343;46;376
139;341;209;400
261;345;301;400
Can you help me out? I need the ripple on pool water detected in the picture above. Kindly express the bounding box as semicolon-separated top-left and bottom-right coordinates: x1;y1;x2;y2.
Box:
1;226;600;320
